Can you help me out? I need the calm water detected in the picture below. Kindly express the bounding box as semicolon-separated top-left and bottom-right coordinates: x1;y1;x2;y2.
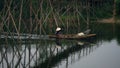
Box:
56;39;120;68
0;23;120;68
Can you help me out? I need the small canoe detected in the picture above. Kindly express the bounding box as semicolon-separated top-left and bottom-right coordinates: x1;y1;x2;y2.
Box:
49;34;96;39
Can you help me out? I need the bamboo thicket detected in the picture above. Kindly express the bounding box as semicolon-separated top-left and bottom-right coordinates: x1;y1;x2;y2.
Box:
0;0;115;35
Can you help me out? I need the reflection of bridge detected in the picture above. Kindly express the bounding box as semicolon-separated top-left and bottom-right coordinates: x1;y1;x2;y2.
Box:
0;39;101;68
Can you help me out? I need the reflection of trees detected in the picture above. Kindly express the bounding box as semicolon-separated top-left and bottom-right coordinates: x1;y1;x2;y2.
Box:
0;41;42;68
0;39;100;68
33;39;100;68
1;23;120;68
115;24;120;45
92;23;120;45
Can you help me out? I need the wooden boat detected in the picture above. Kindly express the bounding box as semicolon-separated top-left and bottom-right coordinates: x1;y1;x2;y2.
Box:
49;34;96;39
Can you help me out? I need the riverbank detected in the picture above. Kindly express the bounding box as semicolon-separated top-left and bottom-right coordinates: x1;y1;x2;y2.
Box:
96;18;120;23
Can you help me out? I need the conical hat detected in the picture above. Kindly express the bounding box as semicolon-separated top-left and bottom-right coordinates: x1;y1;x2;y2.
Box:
56;27;61;31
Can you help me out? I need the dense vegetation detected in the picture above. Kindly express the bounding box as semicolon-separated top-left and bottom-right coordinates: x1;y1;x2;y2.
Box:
0;0;120;34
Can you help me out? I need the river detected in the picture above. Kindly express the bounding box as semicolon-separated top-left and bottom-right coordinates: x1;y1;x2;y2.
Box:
0;23;120;68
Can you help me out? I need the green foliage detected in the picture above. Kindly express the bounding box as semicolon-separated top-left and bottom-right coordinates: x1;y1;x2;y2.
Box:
116;0;120;17
116;0;120;2
0;0;4;11
0;0;120;34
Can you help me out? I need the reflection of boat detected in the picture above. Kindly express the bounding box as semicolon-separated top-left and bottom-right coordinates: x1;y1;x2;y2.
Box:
49;34;96;39
76;41;96;46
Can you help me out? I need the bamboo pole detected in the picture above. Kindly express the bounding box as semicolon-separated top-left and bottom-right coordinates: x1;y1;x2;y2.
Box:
29;0;33;33
76;5;81;31
18;0;23;33
86;0;90;29
49;0;58;27
39;0;43;34
113;0;116;23
5;0;20;39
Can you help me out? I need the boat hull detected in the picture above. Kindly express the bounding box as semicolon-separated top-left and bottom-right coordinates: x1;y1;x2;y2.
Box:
49;34;96;39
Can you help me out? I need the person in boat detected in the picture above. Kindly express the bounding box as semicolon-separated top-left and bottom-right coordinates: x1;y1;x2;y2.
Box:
55;27;62;48
55;27;62;35
77;29;91;36
77;32;85;36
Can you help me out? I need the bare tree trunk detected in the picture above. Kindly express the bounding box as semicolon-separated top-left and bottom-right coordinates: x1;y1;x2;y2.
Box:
113;0;116;23
39;0;44;34
19;0;23;33
87;0;90;29
0;22;3;33
30;0;33;33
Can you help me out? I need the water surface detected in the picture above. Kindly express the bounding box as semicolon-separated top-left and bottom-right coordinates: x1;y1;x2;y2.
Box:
0;23;120;68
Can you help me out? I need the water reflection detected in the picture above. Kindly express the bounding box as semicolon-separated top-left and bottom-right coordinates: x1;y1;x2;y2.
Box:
55;39;62;48
52;39;100;68
0;38;100;68
1;23;120;68
91;23;120;45
0;43;39;68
